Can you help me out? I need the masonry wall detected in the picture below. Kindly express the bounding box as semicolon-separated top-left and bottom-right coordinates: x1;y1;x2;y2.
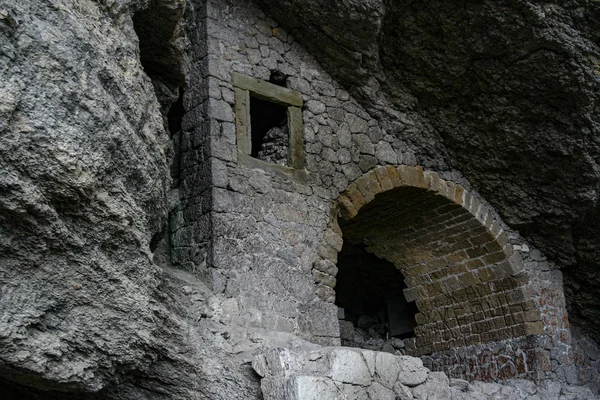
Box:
200;0;410;344
169;0;215;284
177;0;595;387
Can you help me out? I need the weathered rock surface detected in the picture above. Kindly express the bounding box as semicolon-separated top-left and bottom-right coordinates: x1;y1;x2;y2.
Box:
254;0;600;342
0;0;168;392
254;347;599;400
0;0;261;398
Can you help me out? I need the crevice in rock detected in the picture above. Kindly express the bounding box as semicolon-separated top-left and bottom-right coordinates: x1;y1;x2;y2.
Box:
168;87;185;136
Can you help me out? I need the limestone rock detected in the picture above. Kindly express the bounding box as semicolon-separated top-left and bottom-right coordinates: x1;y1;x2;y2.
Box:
397;356;429;387
329;348;372;386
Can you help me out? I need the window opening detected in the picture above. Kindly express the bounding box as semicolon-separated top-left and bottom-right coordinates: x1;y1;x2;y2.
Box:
250;96;289;165
336;240;417;352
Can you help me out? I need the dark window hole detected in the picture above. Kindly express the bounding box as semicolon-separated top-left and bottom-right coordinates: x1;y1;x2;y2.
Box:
250;96;289;165
269;70;288;87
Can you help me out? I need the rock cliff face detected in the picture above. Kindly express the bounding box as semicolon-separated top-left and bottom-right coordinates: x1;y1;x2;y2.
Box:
254;0;600;342
0;0;168;391
0;0;257;398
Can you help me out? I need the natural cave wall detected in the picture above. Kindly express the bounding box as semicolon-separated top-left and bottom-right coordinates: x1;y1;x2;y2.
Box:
0;0;264;398
254;0;600;342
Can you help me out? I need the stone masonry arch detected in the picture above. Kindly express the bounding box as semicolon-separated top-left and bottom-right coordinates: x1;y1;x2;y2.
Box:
314;165;543;357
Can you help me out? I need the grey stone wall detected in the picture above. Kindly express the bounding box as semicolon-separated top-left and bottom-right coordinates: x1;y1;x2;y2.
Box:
178;0;597;389
200;0;410;344
169;0;214;284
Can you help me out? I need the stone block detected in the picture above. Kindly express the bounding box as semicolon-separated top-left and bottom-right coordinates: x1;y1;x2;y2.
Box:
386;165;402;187
316;244;338;263
330;348;372;386
313;259;338;276
337;194;358;219
299;303;339;337
393;382;414;400
353;133;375;154
368;382;396;400
315;284;336;303
339;320;354;340
289;376;340;400
411;372;451;400
398;165;426;188
454;184;466;205
397;355;429;386
375;141;397;164
376;351;401;388
345;183;366;211
375;166;394;191
312;269;336;288
323;229;344;252
360;350;376;376
336;383;369;399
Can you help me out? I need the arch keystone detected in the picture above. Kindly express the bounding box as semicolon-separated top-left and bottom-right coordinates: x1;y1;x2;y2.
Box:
398;165;427;188
375;166;394;191
386;165;401;187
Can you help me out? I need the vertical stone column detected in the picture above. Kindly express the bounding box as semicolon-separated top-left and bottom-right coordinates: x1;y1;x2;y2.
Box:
169;0;216;286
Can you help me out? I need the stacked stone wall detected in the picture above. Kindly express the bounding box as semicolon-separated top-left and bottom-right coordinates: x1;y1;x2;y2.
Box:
253;347;598;399
200;0;412;343
168;0;215;285
178;0;595;386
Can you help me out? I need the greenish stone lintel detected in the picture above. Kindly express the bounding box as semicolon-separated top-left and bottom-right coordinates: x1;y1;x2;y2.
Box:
287;106;304;169
232;72;303;107
238;153;308;185
234;88;251;154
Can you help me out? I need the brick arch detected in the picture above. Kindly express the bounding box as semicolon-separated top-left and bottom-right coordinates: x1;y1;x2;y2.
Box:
315;165;543;356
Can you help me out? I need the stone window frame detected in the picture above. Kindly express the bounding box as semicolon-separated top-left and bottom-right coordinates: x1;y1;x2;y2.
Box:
232;72;306;184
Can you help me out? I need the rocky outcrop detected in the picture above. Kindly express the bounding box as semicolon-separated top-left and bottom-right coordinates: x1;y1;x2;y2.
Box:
0;0;168;391
254;0;600;342
0;0;255;397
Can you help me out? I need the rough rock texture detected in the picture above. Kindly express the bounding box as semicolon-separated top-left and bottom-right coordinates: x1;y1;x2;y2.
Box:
254;0;600;342
0;0;168;390
254;347;599;400
0;0;263;398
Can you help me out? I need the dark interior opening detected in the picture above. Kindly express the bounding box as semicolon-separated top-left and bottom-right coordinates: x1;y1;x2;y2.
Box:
167;87;185;136
336;240;417;352
269;70;288;87
132;5;185;88
250;96;289;165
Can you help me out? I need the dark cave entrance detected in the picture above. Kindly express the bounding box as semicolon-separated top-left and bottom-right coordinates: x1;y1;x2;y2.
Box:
335;240;417;352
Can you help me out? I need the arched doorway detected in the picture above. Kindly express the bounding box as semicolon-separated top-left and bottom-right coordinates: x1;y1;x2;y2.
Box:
322;166;543;356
